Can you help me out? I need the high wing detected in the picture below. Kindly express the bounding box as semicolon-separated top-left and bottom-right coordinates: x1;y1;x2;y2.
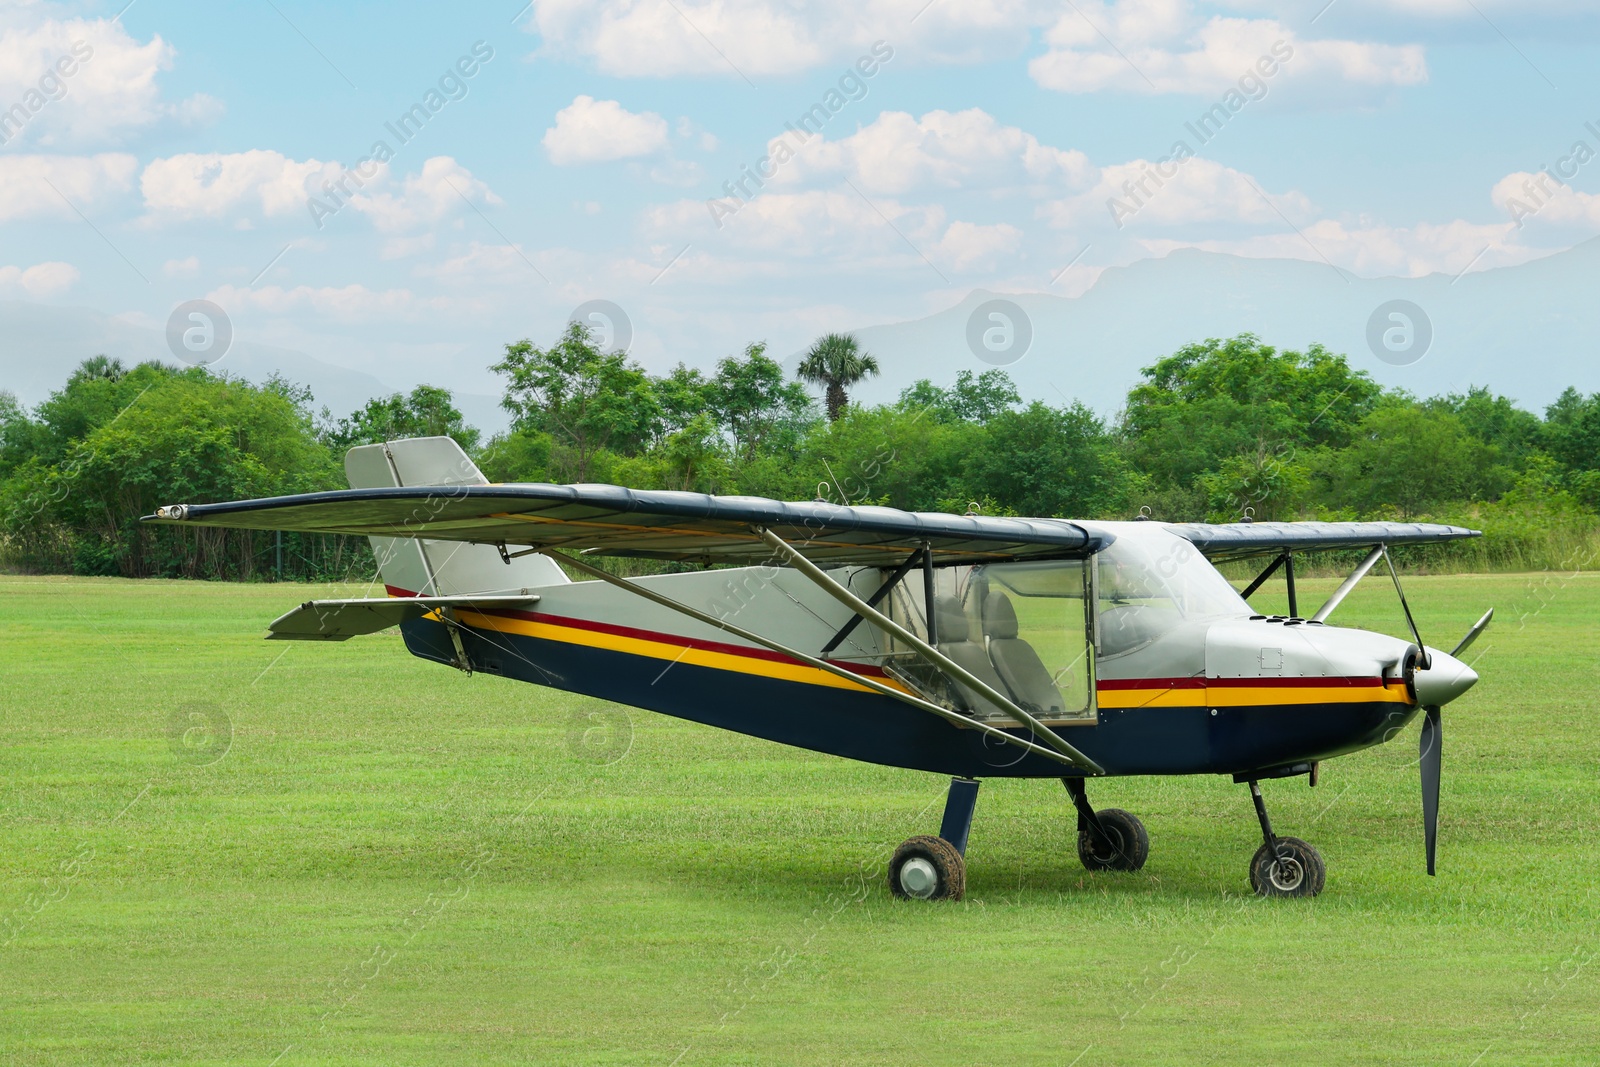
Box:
145;484;1104;566
1161;520;1480;563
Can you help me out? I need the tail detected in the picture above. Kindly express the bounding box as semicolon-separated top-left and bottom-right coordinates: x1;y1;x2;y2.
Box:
345;436;569;596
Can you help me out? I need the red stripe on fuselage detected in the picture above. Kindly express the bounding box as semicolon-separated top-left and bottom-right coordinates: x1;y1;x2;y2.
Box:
1096;675;1388;690
385;583;890;679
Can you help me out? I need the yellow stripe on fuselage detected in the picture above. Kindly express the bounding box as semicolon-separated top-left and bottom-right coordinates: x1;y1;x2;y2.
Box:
448;609;890;694
1097;681;1412;709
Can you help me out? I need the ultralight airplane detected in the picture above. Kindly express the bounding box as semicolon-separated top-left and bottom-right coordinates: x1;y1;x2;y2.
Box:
147;436;1491;901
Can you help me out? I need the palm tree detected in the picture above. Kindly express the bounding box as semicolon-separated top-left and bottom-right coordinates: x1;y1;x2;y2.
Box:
74;354;126;383
796;332;879;422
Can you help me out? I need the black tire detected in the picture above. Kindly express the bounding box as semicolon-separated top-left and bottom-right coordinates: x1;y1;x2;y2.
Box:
1249;836;1326;898
888;835;966;901
1077;808;1150;872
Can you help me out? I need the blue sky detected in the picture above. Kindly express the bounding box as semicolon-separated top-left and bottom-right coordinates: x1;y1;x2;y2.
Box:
3;0;1599;412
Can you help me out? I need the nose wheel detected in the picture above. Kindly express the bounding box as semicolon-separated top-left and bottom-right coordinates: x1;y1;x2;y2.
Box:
1245;779;1325;898
1249;836;1325;897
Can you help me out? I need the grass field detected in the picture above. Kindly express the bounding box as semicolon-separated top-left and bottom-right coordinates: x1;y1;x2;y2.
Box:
2;570;1597;1065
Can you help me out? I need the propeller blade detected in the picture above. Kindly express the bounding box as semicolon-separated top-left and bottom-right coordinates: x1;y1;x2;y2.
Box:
1419;706;1442;876
1450;608;1494;658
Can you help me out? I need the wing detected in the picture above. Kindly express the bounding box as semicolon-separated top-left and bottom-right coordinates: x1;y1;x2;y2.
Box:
145;484;1105;566
266;594;541;641
1162;520;1480;563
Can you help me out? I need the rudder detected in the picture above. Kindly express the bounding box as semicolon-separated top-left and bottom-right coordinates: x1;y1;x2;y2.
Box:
344;436;569;596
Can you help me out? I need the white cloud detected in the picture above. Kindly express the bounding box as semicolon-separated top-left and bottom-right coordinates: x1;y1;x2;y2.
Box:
649;187;1017;279
140;150;340;221
0;152;136;221
346;156;500;232
1492;170;1600;231
0;17;217;147
1029;1;1426;95
652;188;937;256
0;260;79;297
543;95;670;164
932;221;1023;272
1043;155;1315;229
138;153;498;233
769;108;1093;195
519;0;1426;93
1137;218;1531;278
521;0;1027;78
162;255;199;277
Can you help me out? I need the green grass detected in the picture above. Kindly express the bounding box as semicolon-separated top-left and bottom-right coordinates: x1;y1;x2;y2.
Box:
2;571;1598;1065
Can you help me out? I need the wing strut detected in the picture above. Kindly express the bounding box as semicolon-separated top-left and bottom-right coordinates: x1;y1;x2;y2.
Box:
1309;545;1386;623
538;549;1085;770
1382;547;1432;670
752;526;1104;774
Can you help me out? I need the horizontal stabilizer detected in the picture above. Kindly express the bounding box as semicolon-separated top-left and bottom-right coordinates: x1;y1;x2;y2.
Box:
266;594;539;641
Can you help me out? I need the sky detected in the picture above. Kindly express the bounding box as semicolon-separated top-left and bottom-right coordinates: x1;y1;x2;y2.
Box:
3;0;1599;416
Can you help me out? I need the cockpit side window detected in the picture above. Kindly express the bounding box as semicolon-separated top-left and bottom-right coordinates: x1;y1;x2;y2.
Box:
883;559;1096;726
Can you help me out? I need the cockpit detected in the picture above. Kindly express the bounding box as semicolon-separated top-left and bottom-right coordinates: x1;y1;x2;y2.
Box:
877;523;1252;725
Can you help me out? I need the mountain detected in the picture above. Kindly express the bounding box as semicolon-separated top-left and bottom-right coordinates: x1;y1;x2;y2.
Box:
827;238;1600;417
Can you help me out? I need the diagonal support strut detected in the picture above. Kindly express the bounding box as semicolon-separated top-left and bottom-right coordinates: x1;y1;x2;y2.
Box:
752;526;1104;774
537;548;1084;769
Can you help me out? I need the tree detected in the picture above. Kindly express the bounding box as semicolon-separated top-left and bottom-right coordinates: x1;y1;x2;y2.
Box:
73;355;126;384
492;322;662;481
708;343;816;460
898;369;1020;424
320;384;480;453
653;363;712;440
3;365;339;577
1318;402;1495;518
1424;386;1542;465
661;413;727;491
963;401;1133;518
751;403;975;511
1544;387;1600;477
1121;335;1382;493
796;332;880;422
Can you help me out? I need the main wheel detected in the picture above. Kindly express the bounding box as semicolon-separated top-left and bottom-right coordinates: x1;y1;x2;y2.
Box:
1249;836;1326;898
1077;808;1149;872
888;835;965;901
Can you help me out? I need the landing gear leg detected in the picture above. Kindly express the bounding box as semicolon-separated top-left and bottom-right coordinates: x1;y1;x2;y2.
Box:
1063;778;1148;872
1245;779;1325;898
889;777;975;901
938;777;981;856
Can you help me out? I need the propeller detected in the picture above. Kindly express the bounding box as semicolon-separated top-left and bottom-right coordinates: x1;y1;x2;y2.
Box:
1419;705;1441;876
1415;608;1493;877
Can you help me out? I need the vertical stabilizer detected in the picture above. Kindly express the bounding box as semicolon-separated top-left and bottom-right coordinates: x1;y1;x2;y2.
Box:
344;436;569;595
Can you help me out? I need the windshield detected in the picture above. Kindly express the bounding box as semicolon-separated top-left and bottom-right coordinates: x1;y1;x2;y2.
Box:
1098;525;1251;619
1095;524;1250;657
